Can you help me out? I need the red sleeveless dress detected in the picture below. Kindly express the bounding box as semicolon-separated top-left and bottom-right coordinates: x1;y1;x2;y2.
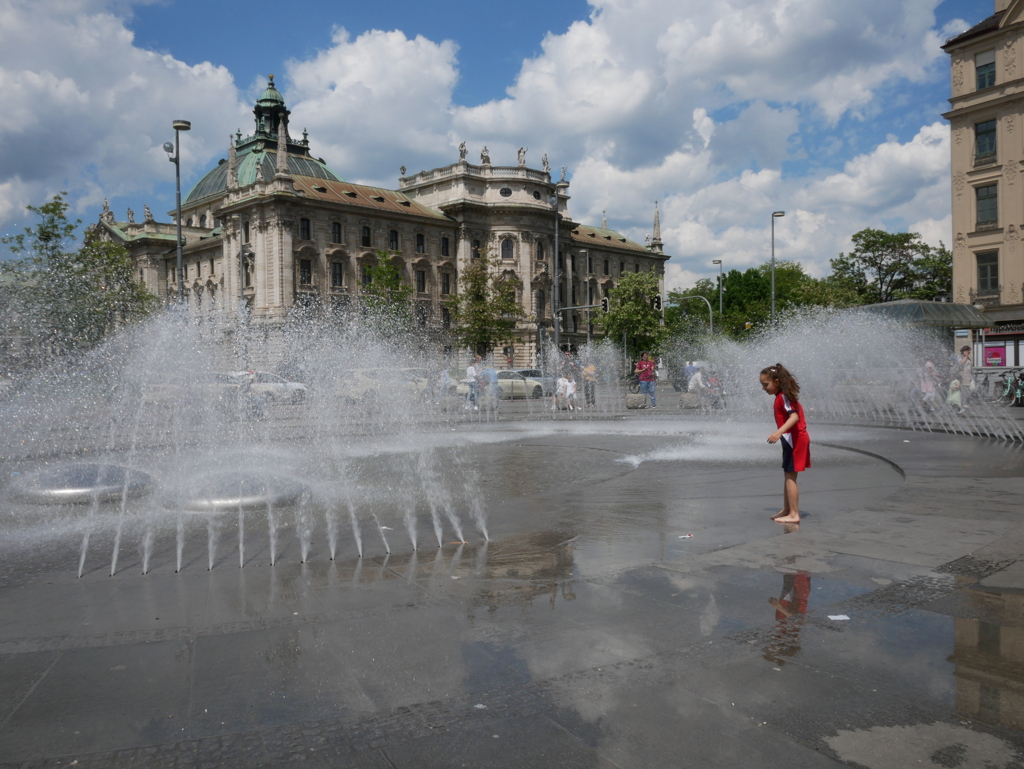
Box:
774;393;811;472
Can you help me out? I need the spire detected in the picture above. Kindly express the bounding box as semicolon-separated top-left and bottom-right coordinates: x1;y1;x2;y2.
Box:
275;115;290;179
227;135;238;190
651;201;663;254
602;210;607;229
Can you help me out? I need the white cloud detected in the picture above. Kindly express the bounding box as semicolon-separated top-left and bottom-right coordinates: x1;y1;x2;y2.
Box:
285;28;459;185
0;0;246;231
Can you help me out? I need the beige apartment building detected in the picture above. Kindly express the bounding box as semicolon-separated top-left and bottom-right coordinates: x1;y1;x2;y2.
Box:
943;0;1024;367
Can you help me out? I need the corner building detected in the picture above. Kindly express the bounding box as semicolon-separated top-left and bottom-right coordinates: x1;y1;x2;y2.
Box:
943;0;1024;366
93;77;670;367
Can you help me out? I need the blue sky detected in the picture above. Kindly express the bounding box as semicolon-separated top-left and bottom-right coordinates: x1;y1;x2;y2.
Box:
0;0;986;289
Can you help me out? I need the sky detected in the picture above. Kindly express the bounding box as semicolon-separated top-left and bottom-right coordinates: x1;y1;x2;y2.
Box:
0;0;985;291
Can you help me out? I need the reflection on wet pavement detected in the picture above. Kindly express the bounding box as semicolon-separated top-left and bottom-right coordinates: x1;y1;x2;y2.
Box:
1;422;1024;767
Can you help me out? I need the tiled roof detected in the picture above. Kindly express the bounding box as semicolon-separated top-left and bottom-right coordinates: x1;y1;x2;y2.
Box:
289;177;452;221
569;224;651;254
943;11;1003;48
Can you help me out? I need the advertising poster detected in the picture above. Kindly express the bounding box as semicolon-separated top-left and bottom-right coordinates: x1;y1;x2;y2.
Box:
984;346;1006;367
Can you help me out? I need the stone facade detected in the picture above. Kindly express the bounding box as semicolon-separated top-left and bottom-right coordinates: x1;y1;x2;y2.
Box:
91;78;671;368
943;0;1024;365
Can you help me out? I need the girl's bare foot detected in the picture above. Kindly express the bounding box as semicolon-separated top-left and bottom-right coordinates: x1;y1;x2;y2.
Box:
773;514;800;524
770;510;788;520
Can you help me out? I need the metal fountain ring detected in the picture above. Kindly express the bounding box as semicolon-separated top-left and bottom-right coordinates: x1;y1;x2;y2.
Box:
8;463;156;506
165;471;310;513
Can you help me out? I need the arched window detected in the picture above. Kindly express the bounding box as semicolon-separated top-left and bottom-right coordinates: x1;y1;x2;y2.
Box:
536;242;544;261
501;239;514;260
199;214;207;228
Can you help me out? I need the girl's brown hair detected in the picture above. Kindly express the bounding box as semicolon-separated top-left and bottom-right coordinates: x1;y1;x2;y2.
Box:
760;363;800;402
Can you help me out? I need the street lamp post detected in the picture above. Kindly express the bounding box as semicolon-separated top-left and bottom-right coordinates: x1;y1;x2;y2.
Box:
676;295;713;336
549;176;569;355
163;119;191;303
770;211;785;325
712;259;723;314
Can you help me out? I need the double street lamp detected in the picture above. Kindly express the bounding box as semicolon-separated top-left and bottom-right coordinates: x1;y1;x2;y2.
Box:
712;259;723;313
163;119;191;303
770;211;785;325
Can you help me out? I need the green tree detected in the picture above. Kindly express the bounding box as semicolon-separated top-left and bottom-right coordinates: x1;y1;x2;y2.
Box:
360;250;414;329
596;270;666;356
830;228;929;304
450;249;521;355
906;243;952;301
1;193;157;353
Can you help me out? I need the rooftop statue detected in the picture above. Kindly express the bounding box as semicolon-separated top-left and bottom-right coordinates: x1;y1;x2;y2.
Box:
458;141;467;161
481;146;491;165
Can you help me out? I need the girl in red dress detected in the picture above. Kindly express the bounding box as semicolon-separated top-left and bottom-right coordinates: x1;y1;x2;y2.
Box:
759;363;810;524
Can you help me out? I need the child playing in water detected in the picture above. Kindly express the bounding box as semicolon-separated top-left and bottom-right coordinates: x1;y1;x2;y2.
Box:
760;363;810;525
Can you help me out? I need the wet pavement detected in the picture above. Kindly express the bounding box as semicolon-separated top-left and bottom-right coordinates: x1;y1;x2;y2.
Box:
2;418;1024;767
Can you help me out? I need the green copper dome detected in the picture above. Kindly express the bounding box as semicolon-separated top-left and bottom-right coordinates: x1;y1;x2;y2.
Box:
183;75;343;204
257;75;285;106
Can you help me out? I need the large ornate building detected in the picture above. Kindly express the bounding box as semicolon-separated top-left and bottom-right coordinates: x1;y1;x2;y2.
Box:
943;0;1024;367
92;77;670;367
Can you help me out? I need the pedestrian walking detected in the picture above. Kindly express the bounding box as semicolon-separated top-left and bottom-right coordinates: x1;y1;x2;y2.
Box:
760;363;810;525
582;362;597;408
565;375;578;411
957;346;974;406
553;373;569;411
465;355;481;410
635;352;657;408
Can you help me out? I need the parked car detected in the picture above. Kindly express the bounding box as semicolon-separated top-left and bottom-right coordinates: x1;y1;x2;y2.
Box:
454;370;548;400
508;368;555;396
227;371;308;403
333;368;432;403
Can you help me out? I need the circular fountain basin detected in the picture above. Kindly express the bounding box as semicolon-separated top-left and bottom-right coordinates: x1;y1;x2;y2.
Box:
8;463;156;506
166;471;309;513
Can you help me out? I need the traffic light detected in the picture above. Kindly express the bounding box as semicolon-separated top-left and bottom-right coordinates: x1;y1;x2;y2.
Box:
651;295;663;311
600;297;610;313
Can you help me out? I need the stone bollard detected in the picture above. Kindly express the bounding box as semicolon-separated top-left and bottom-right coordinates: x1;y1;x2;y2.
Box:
679;392;702;409
626;393;648;409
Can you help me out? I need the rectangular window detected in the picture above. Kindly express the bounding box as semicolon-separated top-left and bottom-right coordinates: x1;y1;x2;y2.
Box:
976;50;996;91
299;218;311;240
976;119;996;159
416;269;426;293
471;239;480;259
603;259;609;276
587;255;593;273
441;236;450;256
441;306;451;329
299;259;312;285
389;230;399;250
619;261;624;275
416;233;425;253
977;251;999;292
243;221;250;243
331;222;342;244
976;184;998;226
361;226;372;247
634;263;640;273
209;258;214;274
441;272;451;295
331;262;343;287
362;265;372;286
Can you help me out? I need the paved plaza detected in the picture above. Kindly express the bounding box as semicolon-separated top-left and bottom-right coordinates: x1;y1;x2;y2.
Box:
2;415;1024;767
